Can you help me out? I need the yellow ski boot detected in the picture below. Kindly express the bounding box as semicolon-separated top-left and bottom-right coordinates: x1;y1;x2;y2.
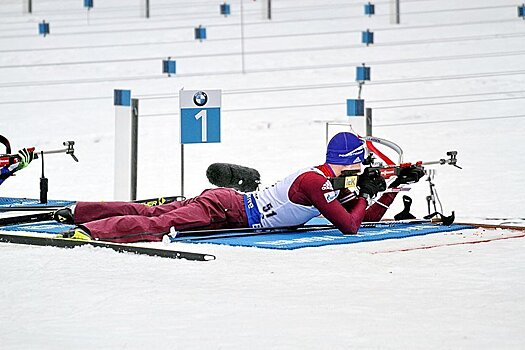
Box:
56;227;92;240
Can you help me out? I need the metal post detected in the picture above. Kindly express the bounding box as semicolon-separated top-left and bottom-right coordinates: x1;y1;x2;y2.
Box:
262;0;271;20
366;108;373;136
181;144;185;197
141;0;150;18
240;0;246;73
40;151;48;204
390;0;400;24
24;0;32;13
131;98;139;201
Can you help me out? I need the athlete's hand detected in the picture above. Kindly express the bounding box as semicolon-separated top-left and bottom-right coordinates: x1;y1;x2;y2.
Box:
391;165;425;187
357;168;386;199
16;148;34;171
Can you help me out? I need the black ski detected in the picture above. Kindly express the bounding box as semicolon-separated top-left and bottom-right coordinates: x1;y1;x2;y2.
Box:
0;195;185;226
0;206;63;212
0;232;215;261
135;195;185;206
0;211;54;226
168;219;432;242
0;195;185;213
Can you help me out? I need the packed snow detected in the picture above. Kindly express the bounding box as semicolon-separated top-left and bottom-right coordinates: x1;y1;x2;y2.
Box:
0;0;524;348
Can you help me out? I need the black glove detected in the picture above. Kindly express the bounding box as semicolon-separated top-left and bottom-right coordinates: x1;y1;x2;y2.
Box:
391;165;425;187
357;168;387;199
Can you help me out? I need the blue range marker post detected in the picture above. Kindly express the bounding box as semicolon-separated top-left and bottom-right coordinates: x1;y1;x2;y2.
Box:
519;5;525;19
179;89;222;195
84;0;93;9
362;29;374;46
356;65;371;82
220;3;231;17
364;2;375;16
113;89;137;201
39;21;50;37
195;25;207;41
162;58;176;77
347;63;371;133
114;89;131;106
347;99;365;117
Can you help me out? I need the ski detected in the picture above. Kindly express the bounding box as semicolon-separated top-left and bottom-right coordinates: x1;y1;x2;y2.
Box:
134;195;185;207
0;206;63;212
0;195;185;226
0;232;215;261
165;219;432;242
165;219;521;243
0;211;54;226
0;195;185;213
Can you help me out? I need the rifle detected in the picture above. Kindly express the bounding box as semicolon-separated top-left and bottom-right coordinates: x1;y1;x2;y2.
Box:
329;148;462;191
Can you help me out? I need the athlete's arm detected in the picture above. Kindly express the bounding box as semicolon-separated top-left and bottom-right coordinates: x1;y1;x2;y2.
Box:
364;192;397;221
289;172;367;235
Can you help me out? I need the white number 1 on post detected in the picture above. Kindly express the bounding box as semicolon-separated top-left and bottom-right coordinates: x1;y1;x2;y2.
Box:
195;109;207;142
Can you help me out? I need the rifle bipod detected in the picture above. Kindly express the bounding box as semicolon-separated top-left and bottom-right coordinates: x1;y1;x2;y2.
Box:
423;169;455;225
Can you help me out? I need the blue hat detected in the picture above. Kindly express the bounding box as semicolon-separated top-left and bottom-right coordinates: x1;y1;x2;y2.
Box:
326;132;365;165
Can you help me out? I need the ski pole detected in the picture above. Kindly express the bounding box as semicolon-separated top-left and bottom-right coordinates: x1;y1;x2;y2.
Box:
162;219;434;243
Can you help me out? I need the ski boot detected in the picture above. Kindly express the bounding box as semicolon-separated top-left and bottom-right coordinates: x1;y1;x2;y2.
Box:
56;226;92;240
53;206;75;224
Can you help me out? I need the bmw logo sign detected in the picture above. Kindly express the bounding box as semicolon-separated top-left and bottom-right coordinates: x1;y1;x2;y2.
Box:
193;91;208;106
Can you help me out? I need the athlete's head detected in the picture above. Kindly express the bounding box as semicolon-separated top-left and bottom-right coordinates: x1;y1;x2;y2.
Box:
326;132;365;166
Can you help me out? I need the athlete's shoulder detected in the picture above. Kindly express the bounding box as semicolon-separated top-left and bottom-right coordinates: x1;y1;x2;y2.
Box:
295;168;332;191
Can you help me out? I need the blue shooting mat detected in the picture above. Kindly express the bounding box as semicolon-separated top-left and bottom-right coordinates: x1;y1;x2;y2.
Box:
0;221;74;234
180;221;474;250
0;217;473;250
0;197;75;208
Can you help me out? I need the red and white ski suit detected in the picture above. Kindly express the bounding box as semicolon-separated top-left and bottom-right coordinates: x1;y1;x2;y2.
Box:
75;164;397;243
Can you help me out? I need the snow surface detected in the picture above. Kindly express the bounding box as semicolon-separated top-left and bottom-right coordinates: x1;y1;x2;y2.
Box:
1;0;524;348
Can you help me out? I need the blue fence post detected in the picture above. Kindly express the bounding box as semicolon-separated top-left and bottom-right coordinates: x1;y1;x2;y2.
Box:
364;2;375;16
347;99;365;117
113;89;137;201
38;21;50;37
114;90;131;107
195;25;207;41
220;3;231;17
518;4;525;19
356;64;371;83
84;0;93;10
162;58;177;77
362;29;374;46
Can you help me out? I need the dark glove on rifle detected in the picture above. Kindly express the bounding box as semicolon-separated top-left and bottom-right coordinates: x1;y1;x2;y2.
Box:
391;165;425;187
357;168;387;201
